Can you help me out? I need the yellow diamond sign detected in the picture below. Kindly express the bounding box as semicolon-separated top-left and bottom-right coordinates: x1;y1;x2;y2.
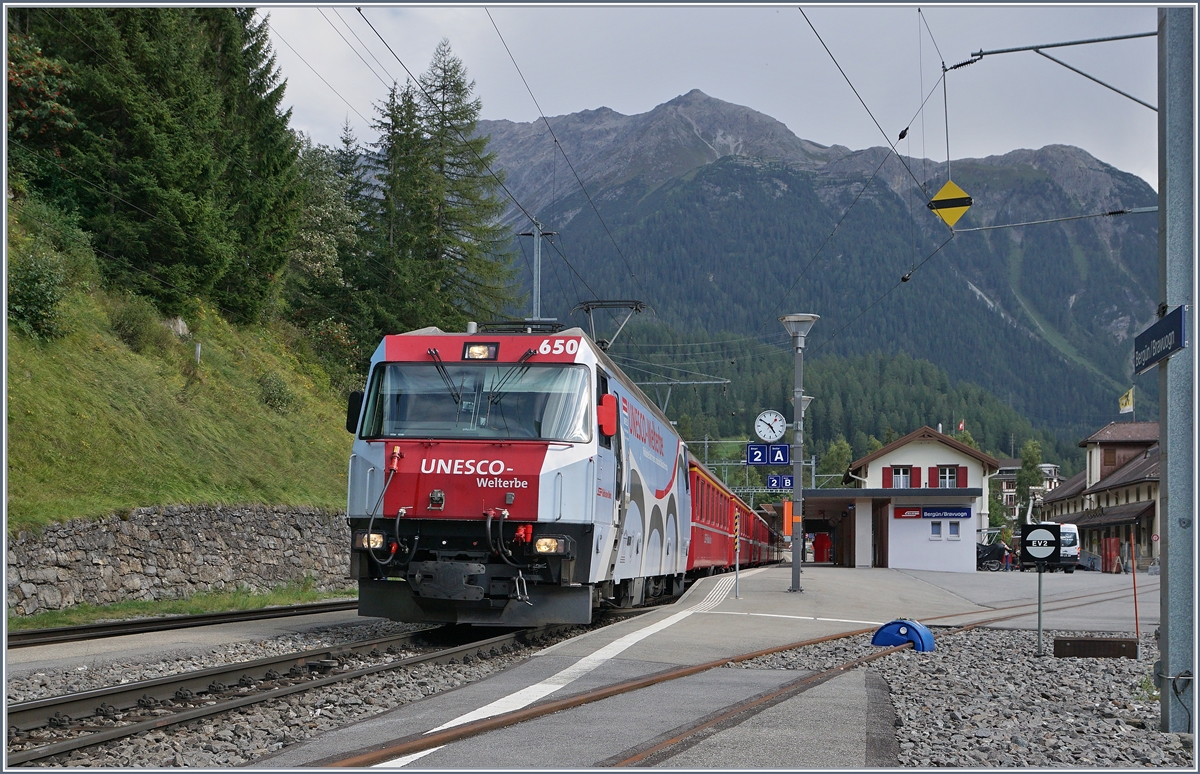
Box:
927;180;973;227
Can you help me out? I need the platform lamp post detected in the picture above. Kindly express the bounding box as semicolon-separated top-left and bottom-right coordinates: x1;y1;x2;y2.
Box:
780;314;818;593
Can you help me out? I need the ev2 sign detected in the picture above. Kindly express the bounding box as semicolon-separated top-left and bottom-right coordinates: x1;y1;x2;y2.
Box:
1020;523;1061;570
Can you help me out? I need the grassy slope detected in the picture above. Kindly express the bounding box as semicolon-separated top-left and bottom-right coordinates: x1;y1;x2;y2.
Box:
6;292;352;535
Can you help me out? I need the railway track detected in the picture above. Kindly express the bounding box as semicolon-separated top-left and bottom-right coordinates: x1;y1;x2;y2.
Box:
317;583;1155;768
6;623;571;766
6;600;360;649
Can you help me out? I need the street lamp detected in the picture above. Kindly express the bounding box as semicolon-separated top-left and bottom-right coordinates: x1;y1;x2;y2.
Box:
780;313;818;593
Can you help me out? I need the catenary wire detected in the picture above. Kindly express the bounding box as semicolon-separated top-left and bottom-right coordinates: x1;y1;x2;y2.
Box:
754;148;893;336
318;8;391;89
798;7;942;218
483;7;672;379
954;207;1156;233
355;8;539;231
332;7;397;84
266;19;370;123
484;7;657;311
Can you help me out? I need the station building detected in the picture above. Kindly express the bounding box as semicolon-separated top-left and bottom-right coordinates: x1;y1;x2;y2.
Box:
799;426;1000;573
1042;421;1159;572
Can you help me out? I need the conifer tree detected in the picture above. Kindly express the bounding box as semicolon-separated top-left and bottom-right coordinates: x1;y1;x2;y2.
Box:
416;39;516;324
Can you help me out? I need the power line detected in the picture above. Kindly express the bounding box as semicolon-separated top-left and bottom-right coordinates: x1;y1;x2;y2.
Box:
266;19;370;123
317;8;390;89
354;8;539;230
484;7;656;309
755;148;892;336
807;233;956;356
954;206;1157;233
332;7;397;84
798;7;942;216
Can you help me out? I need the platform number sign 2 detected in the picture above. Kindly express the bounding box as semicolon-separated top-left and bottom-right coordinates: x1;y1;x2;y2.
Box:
1020;523;1061;570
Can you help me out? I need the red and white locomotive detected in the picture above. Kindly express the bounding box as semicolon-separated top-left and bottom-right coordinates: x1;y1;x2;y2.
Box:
344;325;779;626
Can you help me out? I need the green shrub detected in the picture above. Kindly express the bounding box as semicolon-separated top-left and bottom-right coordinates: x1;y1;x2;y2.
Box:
108;293;174;354
8;247;67;338
259;371;295;413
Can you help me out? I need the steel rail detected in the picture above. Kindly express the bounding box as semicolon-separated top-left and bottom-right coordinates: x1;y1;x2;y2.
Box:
609;600;1116;766
7;625;565;766
7;599;359;648
321;583;1153;768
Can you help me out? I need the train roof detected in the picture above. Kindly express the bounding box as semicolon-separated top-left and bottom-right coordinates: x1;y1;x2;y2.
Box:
385;326;677;447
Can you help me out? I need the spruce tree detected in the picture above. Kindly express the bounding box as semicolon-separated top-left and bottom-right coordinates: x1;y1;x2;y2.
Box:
416;39;516;324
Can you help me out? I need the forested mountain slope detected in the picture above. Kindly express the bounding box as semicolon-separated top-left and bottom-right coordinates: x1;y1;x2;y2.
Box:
479;91;1160;444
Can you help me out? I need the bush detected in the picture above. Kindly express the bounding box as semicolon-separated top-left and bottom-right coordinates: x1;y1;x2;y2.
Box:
259;371;295;413
108;293;173;354
8;248;68;338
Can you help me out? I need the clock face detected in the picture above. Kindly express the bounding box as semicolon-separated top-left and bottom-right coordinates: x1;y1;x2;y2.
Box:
755;410;787;442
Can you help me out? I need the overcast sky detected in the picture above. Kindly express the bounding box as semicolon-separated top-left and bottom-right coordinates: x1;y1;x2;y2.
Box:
265;4;1160;189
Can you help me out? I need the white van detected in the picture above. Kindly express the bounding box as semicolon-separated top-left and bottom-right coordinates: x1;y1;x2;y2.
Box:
1042;522;1079;572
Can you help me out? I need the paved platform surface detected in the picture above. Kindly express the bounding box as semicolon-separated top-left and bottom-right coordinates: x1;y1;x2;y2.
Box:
251;564;1154;768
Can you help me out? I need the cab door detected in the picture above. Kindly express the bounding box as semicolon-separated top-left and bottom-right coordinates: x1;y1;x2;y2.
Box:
594;370;621;580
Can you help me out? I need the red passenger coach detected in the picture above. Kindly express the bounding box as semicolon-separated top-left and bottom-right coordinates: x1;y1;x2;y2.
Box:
686;459;778;573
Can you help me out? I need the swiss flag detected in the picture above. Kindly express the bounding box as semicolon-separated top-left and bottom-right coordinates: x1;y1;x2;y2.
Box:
957;420;965;432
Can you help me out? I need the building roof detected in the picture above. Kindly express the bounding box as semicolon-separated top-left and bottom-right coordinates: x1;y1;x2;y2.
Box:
849;426;1001;474
1043;468;1088;504
1082;444;1159;496
1078;421;1159;447
996;458;1022;470
1056;501;1154;529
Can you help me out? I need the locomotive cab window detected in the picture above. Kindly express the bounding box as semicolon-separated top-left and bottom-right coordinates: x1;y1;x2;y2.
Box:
360;363;592;442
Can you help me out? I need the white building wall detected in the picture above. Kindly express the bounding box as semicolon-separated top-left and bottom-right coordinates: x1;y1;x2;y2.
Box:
862;440;986;488
888;501;977;573
863;439;988;573
854;498;873;568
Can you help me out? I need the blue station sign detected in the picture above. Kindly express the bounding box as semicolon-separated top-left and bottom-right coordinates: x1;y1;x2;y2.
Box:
766;474;794;490
1134;305;1188;375
921;506;972;520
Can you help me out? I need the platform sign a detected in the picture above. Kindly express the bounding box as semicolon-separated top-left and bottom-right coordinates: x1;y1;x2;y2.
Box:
746;444;768;466
768;444;790;465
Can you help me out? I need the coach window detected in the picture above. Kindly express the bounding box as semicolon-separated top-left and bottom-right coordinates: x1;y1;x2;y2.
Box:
948;521;960;540
930;521;942;540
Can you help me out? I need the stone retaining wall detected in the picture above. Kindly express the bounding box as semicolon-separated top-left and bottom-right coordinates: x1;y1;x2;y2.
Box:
6;505;352;616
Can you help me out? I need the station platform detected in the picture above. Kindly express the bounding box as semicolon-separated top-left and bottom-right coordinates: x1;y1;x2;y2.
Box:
254;563;1153;768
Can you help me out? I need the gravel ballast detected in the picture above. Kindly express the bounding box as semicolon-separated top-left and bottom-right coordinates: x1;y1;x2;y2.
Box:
736;627;1192;768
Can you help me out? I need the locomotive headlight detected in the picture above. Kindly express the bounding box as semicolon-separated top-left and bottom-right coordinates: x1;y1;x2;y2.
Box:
534;536;572;555
353;531;387;550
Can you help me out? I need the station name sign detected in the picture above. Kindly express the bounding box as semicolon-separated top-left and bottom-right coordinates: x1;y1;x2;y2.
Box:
1134;305;1188;375
894;506;971;519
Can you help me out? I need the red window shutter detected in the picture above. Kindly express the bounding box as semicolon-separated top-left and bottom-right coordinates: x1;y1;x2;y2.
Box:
928;466;939;488
912;467;922;488
956;465;967;488
882;467;893;489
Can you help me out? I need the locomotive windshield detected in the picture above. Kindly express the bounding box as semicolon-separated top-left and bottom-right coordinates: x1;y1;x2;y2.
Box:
360;363;592;442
